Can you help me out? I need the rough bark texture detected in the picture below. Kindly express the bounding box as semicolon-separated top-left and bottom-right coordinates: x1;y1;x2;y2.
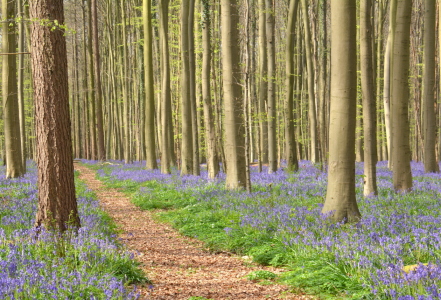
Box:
201;0;219;179
2;0;24;178
322;0;361;223
285;0;300;172
422;0;439;173
360;0;378;196
144;0;158;170
391;0;412;192
221;0;247;189
30;0;80;230
181;0;194;175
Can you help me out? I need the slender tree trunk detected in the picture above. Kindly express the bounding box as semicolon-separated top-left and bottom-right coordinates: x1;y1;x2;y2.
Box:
2;0;24;178
181;0;194;175
301;0;319;163
91;0;106;161
144;0;158;169
258;0;268;165
391;0;412;192
266;0;277;173
322;0;361;223
221;0;247;189
360;0;378;196
87;0;97;160
31;0;80;230
422;0;439;173
18;0;27;171
285;0;300;172
121;0;131;163
201;0;219;179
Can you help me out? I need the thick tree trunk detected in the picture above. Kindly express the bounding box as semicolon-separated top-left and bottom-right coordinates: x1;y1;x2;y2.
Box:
422;0;439;173
2;0;24;178
18;0;27;171
30;0;80;230
285;0;300;172
221;0;247;189
322;0;361;223
360;0;378;196
144;0;158;169
391;0;412;192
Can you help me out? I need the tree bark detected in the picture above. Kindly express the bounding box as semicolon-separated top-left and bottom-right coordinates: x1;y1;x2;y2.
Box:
31;0;80;230
360;0;378;196
422;0;439;173
144;0;158;169
391;0;412;192
221;0;247;189
285;0;300;172
322;0;361;223
201;0;219;179
258;0;268;166
2;0;24;178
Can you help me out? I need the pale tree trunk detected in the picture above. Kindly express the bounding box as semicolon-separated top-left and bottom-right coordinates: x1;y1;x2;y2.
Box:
360;0;378;196
422;0;439;173
144;0;158;169
121;0;131;163
181;0;194;175
391;0;412;192
258;0;268;166
266;0;277;173
285;0;300;172
221;0;247;189
189;0;200;175
301;0;319;163
322;0;361;223
201;0;219;179
91;0;106;161
2;0;24;178
87;0;97;160
318;0;328;163
159;0;174;173
31;0;80;231
18;0;26;172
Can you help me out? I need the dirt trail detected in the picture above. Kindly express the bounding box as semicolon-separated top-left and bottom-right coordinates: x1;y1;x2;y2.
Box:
75;163;314;300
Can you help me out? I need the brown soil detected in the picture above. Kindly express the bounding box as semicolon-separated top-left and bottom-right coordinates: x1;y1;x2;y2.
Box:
74;163;315;300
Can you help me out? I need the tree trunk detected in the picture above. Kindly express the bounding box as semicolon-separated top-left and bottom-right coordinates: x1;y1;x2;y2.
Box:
391;0;412;192
2;0;24;178
258;0;268;165
18;0;27;172
266;0;277;173
31;0;80;231
285;0;300;172
201;0;219;179
360;0;378;196
144;0;158;169
301;0;319;163
91;0;106;161
181;0;194;175
422;0;439;173
322;0;361;223
221;0;247;189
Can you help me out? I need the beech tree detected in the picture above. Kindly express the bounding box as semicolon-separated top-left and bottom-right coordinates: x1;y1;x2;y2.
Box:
2;0;24;178
31;0;80;230
221;0;247;189
322;0;361;222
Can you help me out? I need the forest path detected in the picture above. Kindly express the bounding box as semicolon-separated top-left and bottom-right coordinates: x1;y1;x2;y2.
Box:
74;163;313;300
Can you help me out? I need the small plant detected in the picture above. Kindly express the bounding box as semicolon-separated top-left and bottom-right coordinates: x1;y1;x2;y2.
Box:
187;297;213;300
246;270;277;281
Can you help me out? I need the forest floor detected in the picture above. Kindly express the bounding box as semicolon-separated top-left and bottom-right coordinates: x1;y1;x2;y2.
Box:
74;163;315;300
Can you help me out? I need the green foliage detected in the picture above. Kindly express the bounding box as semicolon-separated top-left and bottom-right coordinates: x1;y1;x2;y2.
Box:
247;270;277;281
187;297;213;300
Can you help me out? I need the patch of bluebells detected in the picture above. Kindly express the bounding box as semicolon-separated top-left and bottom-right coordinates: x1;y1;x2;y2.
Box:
0;161;139;299
87;159;441;299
